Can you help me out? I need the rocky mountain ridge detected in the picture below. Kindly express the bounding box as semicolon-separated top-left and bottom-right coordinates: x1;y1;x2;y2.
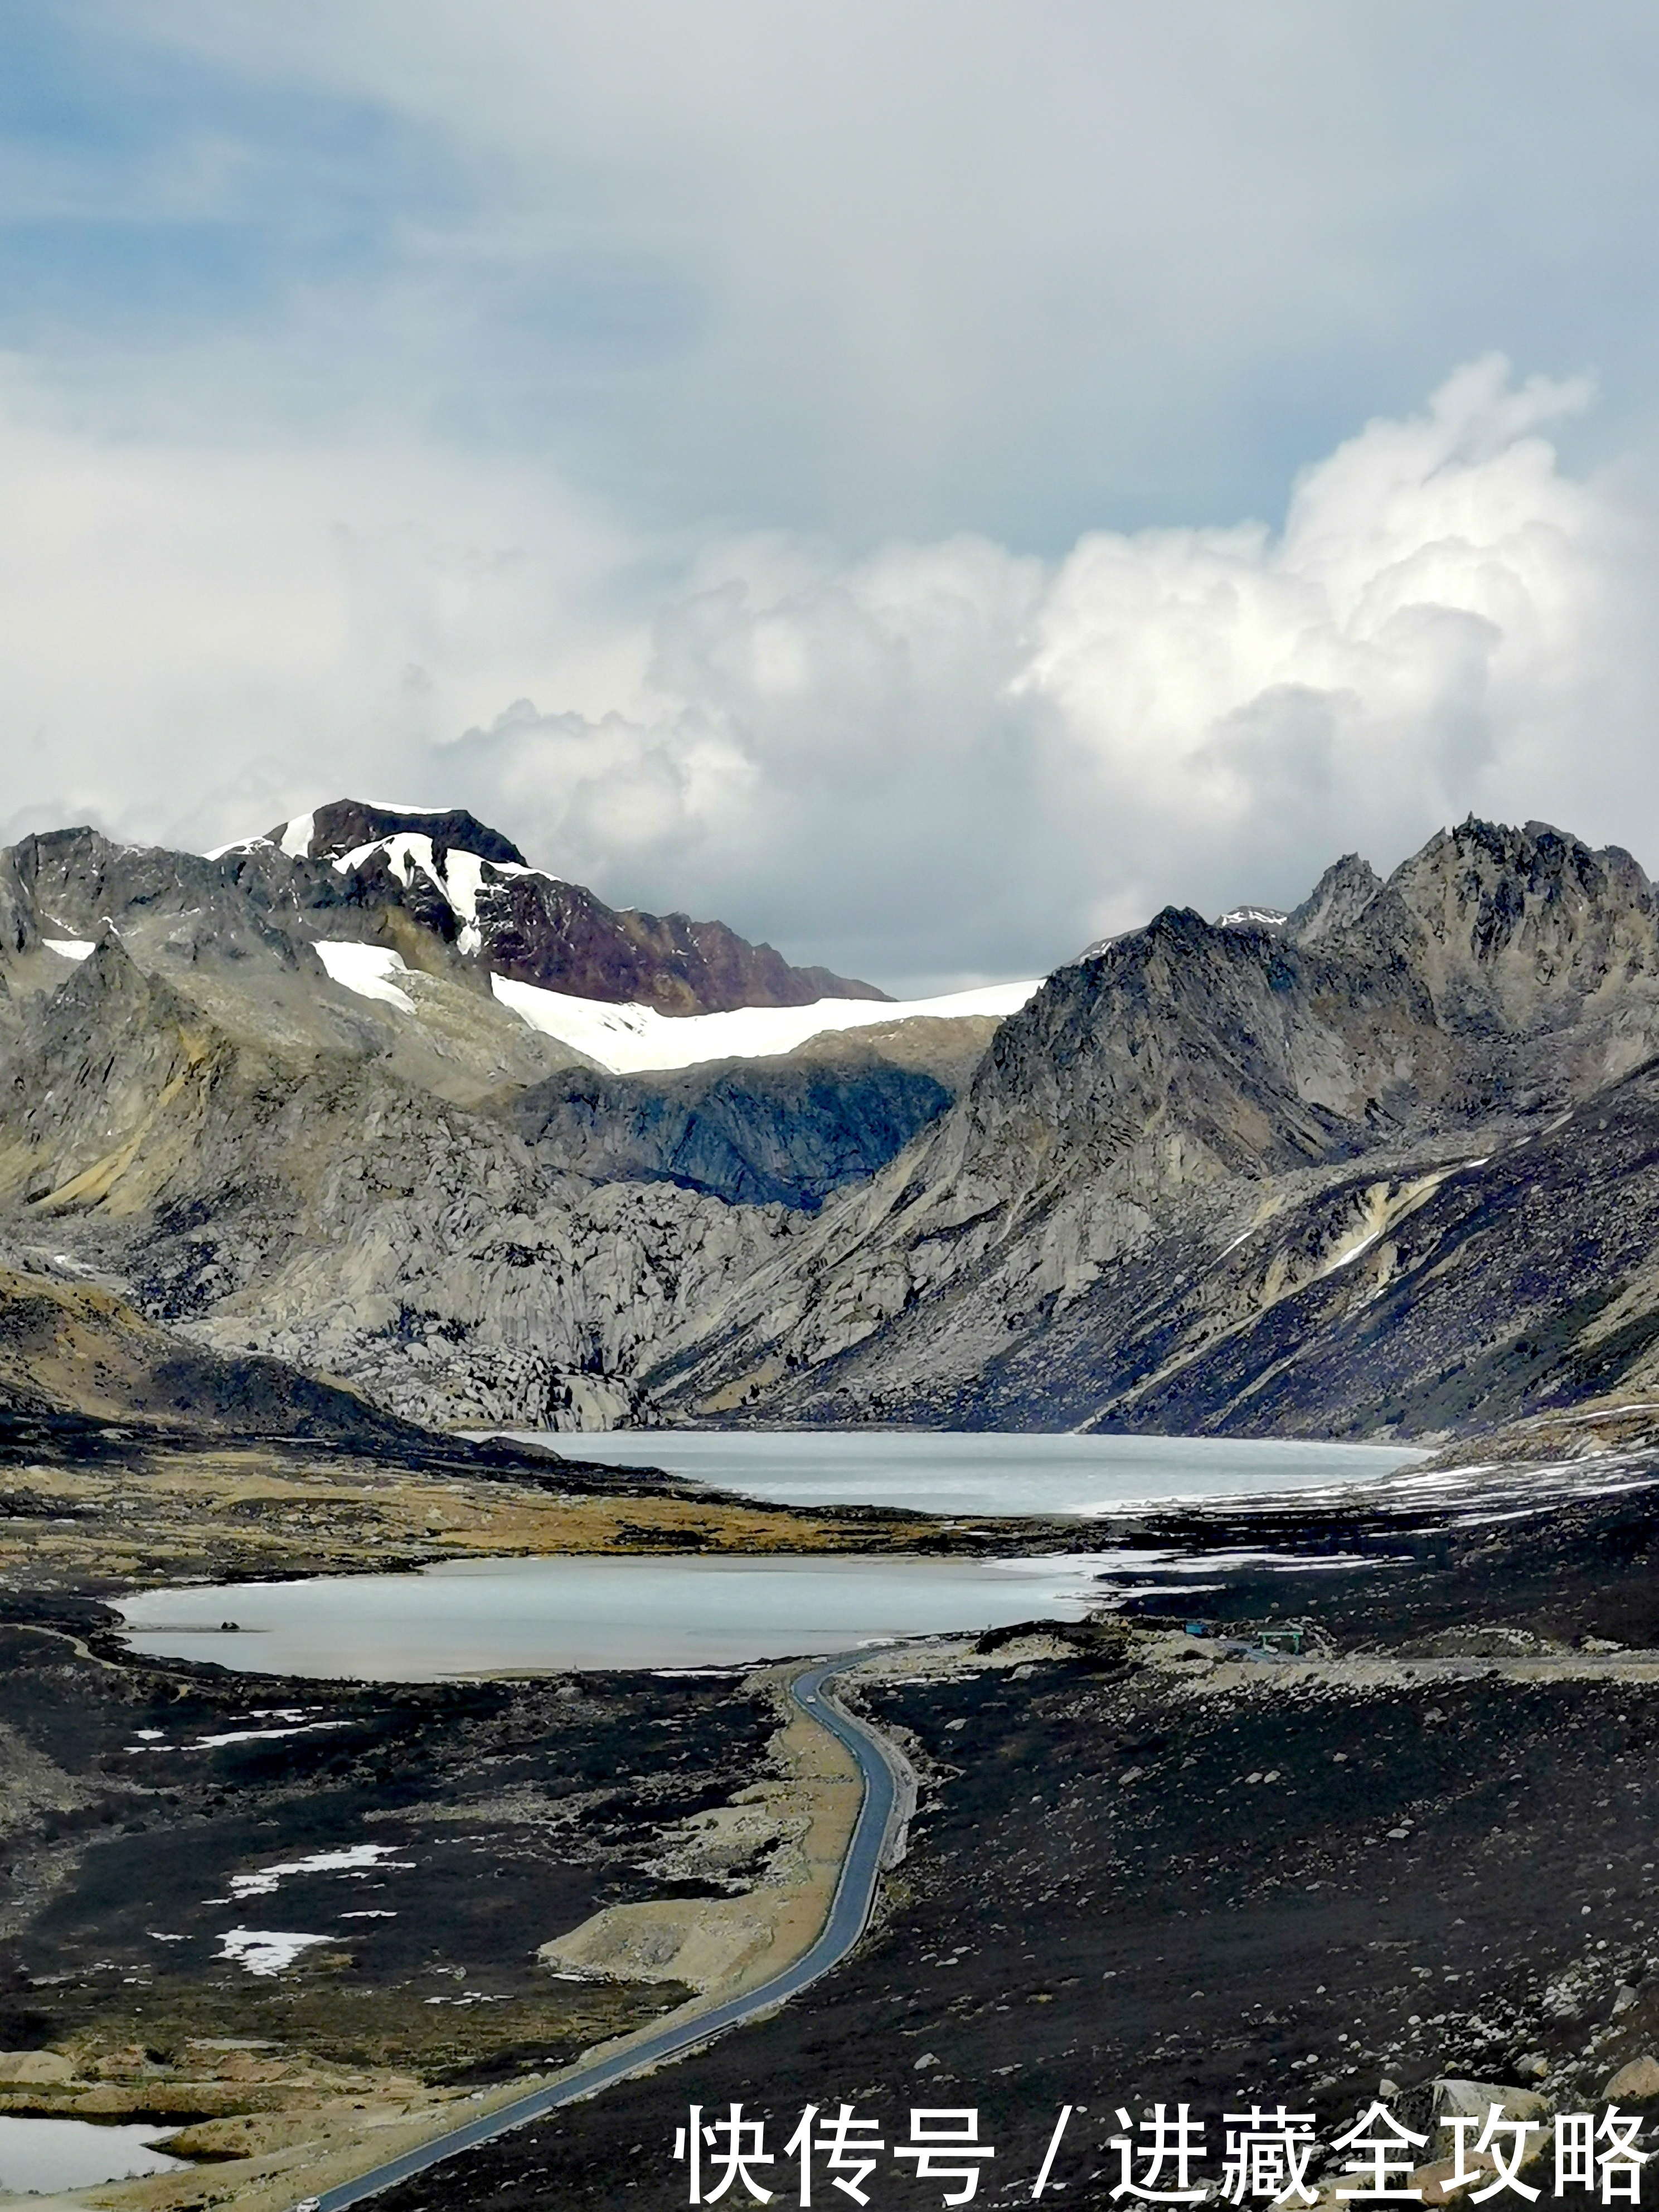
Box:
6;808;1659;1442
230;799;886;1015
0;806;997;1428
643;819;1659;1437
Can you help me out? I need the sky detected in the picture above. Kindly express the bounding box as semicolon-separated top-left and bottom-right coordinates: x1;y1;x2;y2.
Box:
1;4;1658;993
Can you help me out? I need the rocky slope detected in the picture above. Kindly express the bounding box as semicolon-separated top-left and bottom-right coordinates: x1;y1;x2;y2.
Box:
0;806;992;1427
508;1016;1000;1210
11;808;1659;1440
646;819;1659;1437
0;1255;436;1445
0;937;789;1429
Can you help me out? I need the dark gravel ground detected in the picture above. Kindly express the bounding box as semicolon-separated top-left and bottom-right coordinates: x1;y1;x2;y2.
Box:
11;1474;1659;2209
357;1473;1659;2212
0;1606;778;2088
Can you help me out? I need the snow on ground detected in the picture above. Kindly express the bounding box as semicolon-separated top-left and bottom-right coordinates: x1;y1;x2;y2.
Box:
305;933;1037;1074
489;974;1040;1074
126;1720;352;1752
43;937;95;961
227;1842;413;1900
313;939;417;1012
216;1928;332;1977
194;1720;351;1749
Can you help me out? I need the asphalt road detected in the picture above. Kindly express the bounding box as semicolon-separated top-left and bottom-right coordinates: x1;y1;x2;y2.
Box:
308;1653;904;2212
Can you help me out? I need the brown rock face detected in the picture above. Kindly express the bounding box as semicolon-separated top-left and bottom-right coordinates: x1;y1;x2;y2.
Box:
469;870;885;1015
269;799;887;1015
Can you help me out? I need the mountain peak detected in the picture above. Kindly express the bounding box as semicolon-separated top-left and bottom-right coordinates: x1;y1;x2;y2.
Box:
266;801;529;870
234;797;887;1015
1282;853;1384;947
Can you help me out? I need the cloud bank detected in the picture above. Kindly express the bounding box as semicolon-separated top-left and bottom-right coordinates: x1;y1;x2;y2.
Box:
4;8;1659;989
0;354;1643;991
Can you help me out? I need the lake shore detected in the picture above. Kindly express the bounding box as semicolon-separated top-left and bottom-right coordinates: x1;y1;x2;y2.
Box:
0;1438;1102;1604
11;1439;1659;2210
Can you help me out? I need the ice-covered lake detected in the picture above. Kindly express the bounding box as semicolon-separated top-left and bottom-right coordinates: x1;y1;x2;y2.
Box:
510;1428;1426;1518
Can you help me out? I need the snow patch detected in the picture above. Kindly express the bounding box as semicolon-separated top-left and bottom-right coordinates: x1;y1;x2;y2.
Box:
279;812;315;860
128;1721;352;1752
313;940;416;1013
216;1928;331;1977
491;976;1040;1075
329;832;532;946
1216;906;1288;930
435;846;502;953
195;1721;351;1749
228;1842;413;1900
43;937;95;961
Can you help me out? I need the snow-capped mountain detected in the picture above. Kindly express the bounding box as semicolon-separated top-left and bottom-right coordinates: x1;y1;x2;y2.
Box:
216;799;887;1017
9;808;1659;1442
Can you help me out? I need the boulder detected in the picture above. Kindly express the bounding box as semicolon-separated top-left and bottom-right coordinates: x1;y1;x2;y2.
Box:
0;2050;77;2085
1434;2079;1551;2123
1604;2056;1659;2101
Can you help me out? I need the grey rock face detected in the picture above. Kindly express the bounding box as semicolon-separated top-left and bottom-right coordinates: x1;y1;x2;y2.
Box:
1282;853;1385;947
0;812;972;1430
0;934;798;1430
511;1052;954;1211
644;818;1659;1435
12;807;1659;1442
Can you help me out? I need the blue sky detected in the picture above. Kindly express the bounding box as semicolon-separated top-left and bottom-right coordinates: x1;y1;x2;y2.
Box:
2;3;1658;987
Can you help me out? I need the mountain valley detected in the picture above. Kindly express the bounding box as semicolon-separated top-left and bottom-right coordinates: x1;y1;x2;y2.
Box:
2;807;1659;1447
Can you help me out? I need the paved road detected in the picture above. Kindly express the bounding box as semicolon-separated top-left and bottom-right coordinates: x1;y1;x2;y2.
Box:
309;1654;902;2212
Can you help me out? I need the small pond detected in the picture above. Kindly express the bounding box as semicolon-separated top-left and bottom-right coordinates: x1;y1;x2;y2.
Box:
0;2115;187;2194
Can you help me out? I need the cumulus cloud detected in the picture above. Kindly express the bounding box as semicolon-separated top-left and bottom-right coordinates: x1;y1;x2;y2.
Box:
0;355;648;850
432;358;1642;987
0;356;1648;992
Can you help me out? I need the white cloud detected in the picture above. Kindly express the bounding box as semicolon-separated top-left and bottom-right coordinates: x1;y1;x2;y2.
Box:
0;355;648;849
0;355;1647;993
432;358;1641;984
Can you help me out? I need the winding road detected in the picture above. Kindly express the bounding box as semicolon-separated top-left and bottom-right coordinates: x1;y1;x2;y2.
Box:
309;1654;905;2212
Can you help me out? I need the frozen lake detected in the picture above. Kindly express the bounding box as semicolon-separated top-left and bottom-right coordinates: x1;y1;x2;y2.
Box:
513;1428;1425;1518
117;1552;1118;1678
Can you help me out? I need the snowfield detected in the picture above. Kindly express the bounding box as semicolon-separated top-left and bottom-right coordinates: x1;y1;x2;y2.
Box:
313;939;416;1012
309;936;1037;1073
490;972;1039;1073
